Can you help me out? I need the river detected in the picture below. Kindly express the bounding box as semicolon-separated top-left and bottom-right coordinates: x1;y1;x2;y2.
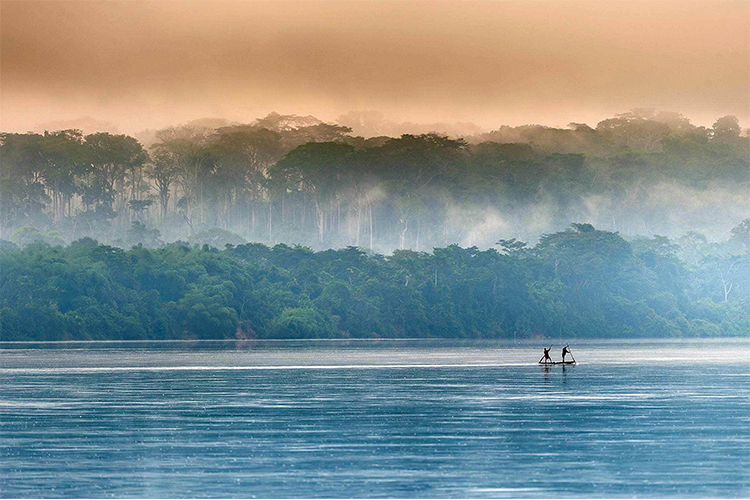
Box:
1;339;749;498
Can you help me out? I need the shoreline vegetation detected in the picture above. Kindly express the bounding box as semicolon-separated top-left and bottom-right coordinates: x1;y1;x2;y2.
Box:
1;225;748;341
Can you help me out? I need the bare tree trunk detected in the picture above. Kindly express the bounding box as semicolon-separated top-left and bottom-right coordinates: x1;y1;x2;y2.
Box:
719;263;737;303
369;201;374;250
268;200;273;244
723;281;733;303
355;201;362;247
314;199;324;243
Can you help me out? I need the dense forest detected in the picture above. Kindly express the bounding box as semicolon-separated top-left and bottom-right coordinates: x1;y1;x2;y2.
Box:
1;109;748;252
1;109;748;340
0;221;748;340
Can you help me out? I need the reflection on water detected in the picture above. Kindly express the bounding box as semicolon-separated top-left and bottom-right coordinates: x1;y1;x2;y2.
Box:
1;340;749;498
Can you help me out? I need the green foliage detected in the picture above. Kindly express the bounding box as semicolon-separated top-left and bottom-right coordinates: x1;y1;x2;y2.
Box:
173;284;238;339
712;116;742;142
1;110;749;340
268;307;333;338
189;228;247;249
11;226;66;247
115;221;163;249
0;227;747;341
0;239;19;253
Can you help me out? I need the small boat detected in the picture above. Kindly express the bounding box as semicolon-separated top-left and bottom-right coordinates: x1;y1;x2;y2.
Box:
538;361;576;365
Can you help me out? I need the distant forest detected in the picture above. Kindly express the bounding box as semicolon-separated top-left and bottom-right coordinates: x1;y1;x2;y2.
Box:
1;109;748;340
0;222;748;340
1;109;748;252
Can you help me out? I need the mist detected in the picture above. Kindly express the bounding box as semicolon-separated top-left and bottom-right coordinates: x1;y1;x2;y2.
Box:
1;0;749;251
2;109;748;257
4;5;750;499
2;1;748;134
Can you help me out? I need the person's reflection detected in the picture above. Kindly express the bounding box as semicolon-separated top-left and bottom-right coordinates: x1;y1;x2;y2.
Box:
542;364;550;383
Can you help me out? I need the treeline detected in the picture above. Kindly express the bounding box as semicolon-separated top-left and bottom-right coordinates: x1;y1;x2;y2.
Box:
1;223;748;341
1;110;748;251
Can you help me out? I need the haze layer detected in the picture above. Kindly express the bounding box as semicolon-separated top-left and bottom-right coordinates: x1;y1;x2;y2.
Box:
1;0;748;132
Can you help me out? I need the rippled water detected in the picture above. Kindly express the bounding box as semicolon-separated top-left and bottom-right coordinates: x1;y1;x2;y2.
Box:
1;340;749;498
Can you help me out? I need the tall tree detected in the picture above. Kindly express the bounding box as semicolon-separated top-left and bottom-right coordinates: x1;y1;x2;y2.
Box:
271;142;355;243
40;130;86;221
212;126;284;233
147;148;179;219
0;133;50;236
151;126;213;230
84;133;147;212
712;115;741;142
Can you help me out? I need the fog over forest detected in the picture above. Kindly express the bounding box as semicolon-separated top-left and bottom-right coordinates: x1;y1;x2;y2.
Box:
1;109;748;254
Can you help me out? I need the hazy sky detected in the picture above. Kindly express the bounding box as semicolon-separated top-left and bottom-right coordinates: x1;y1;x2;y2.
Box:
1;0;748;134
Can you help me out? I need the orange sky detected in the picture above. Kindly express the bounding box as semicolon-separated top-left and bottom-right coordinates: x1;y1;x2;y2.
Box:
1;0;748;134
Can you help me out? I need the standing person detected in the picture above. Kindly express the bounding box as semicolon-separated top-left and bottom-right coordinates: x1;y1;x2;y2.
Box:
562;345;571;363
539;345;553;364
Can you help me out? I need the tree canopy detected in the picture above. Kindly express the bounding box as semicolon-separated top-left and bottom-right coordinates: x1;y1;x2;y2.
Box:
1;224;747;341
1;110;747;252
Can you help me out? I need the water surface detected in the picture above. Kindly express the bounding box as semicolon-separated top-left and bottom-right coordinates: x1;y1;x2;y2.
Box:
1;340;749;498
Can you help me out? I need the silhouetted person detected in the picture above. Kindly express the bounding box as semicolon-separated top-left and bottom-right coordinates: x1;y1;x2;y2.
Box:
539;345;553;364
562;345;571;363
